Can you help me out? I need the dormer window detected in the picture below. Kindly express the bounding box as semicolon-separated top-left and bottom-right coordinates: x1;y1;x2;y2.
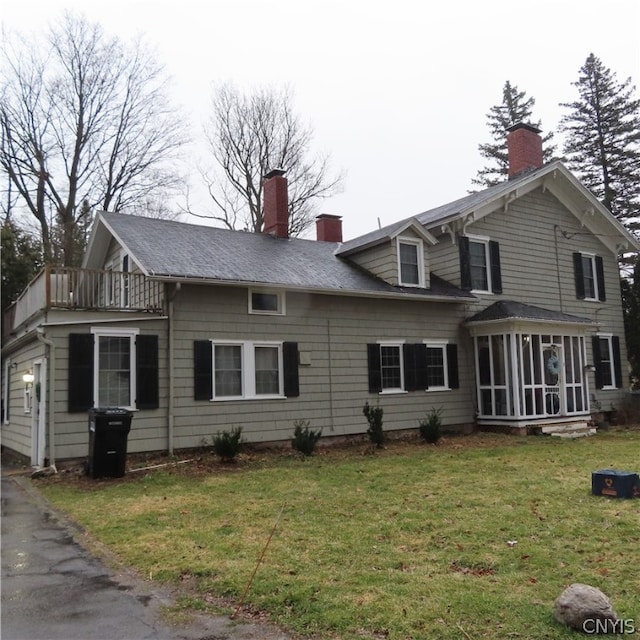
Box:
397;238;424;287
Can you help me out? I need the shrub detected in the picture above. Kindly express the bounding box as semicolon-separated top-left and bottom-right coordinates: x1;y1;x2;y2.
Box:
363;401;385;448
211;426;244;462
291;420;322;457
419;407;442;444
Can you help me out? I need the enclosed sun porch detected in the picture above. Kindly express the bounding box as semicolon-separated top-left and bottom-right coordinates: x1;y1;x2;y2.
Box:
3;266;165;337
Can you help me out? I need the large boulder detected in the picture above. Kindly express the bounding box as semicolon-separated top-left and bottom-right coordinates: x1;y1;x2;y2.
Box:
554;583;618;633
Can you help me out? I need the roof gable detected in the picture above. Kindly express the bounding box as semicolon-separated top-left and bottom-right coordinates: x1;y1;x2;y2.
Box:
336;218;437;257
418;162;639;254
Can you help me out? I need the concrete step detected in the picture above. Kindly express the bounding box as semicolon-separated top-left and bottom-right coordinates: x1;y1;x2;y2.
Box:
540;422;596;438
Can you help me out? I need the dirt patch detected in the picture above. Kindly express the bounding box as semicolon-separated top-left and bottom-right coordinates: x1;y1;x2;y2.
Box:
32;430;539;490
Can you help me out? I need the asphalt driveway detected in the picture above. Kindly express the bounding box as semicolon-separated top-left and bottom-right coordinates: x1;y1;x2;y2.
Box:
1;467;295;640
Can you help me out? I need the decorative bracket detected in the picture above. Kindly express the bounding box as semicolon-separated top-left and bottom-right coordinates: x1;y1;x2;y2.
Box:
441;213;475;244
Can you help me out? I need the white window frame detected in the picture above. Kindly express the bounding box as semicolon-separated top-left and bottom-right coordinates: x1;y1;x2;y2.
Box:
91;327;139;409
580;252;599;301
248;289;286;315
377;340;406;394
211;340;284;400
3;360;10;424
597;333;616;389
467;234;492;294
423;340;450;391
396;237;425;288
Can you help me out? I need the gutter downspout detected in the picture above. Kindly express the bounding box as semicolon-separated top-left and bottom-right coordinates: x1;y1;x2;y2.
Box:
167;282;181;455
36;329;57;472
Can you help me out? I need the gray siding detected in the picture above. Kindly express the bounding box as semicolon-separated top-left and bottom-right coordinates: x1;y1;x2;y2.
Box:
1;338;46;458
40;317;169;460
171;284;472;448
348;241;397;284
449;187;629;409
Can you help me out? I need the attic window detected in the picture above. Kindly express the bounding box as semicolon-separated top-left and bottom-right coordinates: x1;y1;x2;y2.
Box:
397;238;424;287
249;289;285;315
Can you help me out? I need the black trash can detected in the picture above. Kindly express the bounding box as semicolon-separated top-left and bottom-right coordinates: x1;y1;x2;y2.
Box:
87;408;133;478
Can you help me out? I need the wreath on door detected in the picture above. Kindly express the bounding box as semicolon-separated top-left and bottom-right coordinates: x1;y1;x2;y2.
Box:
546;354;560;376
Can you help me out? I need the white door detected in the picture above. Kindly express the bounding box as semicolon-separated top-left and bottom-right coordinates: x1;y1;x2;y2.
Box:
541;343;563;417
31;360;46;467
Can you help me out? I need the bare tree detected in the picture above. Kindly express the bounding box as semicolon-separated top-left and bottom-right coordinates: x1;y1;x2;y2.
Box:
198;83;343;236
0;13;187;265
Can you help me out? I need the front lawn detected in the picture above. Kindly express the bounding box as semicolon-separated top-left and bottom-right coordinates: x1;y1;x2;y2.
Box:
38;431;640;639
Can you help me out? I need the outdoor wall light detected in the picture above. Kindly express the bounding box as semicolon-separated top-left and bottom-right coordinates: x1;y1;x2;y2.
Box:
584;364;596;373
22;371;35;386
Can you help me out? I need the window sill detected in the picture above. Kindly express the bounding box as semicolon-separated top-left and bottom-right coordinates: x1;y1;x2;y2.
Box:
248;310;285;316
426;387;451;392
210;395;286;402
379;390;408;395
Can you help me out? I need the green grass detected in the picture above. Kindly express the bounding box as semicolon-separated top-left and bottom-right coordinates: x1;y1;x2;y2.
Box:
39;431;640;639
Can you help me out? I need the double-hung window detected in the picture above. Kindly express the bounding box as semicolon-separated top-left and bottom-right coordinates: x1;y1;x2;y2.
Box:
397;238;424;287
68;330;159;412
194;340;299;401
93;328;138;408
367;341;458;393
460;235;502;294
213;341;283;399
573;252;606;301
424;341;449;390
380;343;404;391
593;334;621;390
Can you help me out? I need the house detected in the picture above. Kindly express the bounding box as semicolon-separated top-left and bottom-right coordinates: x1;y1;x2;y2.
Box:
2;124;638;468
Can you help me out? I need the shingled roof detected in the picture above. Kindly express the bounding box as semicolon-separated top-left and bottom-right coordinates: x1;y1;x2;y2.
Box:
337;168;539;255
95;212;473;302
466;300;593;325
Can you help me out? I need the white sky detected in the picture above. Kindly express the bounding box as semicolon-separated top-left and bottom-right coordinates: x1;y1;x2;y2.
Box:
2;0;639;240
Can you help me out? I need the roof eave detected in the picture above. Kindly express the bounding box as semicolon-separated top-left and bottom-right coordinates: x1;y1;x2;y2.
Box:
147;273;475;303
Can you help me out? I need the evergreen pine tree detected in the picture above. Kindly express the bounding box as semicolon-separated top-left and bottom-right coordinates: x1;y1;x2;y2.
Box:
1;221;43;316
621;255;640;389
560;53;640;233
473;81;556;187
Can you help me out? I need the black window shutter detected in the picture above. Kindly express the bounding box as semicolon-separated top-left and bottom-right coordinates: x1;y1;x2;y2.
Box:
447;343;459;389
367;344;382;393
595;256;606;301
193;340;212;400
283;342;300;397
69;333;94;412
574;253;585;299
403;343;427;391
489;241;502;294
612;336;622;389
136;335;159;409
592;336;603;390
459;236;472;291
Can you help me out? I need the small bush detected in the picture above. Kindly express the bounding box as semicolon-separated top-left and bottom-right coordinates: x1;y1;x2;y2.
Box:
211;427;244;462
363;401;385;448
291;420;322;457
419;407;442;444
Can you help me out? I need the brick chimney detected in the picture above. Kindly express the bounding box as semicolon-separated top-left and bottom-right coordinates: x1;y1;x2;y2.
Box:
506;123;543;179
263;169;289;238
316;214;343;242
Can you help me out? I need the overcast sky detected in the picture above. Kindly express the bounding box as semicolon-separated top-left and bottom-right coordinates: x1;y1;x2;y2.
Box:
2;0;639;240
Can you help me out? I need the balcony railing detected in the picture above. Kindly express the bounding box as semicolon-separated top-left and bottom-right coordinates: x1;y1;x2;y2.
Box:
5;266;164;334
